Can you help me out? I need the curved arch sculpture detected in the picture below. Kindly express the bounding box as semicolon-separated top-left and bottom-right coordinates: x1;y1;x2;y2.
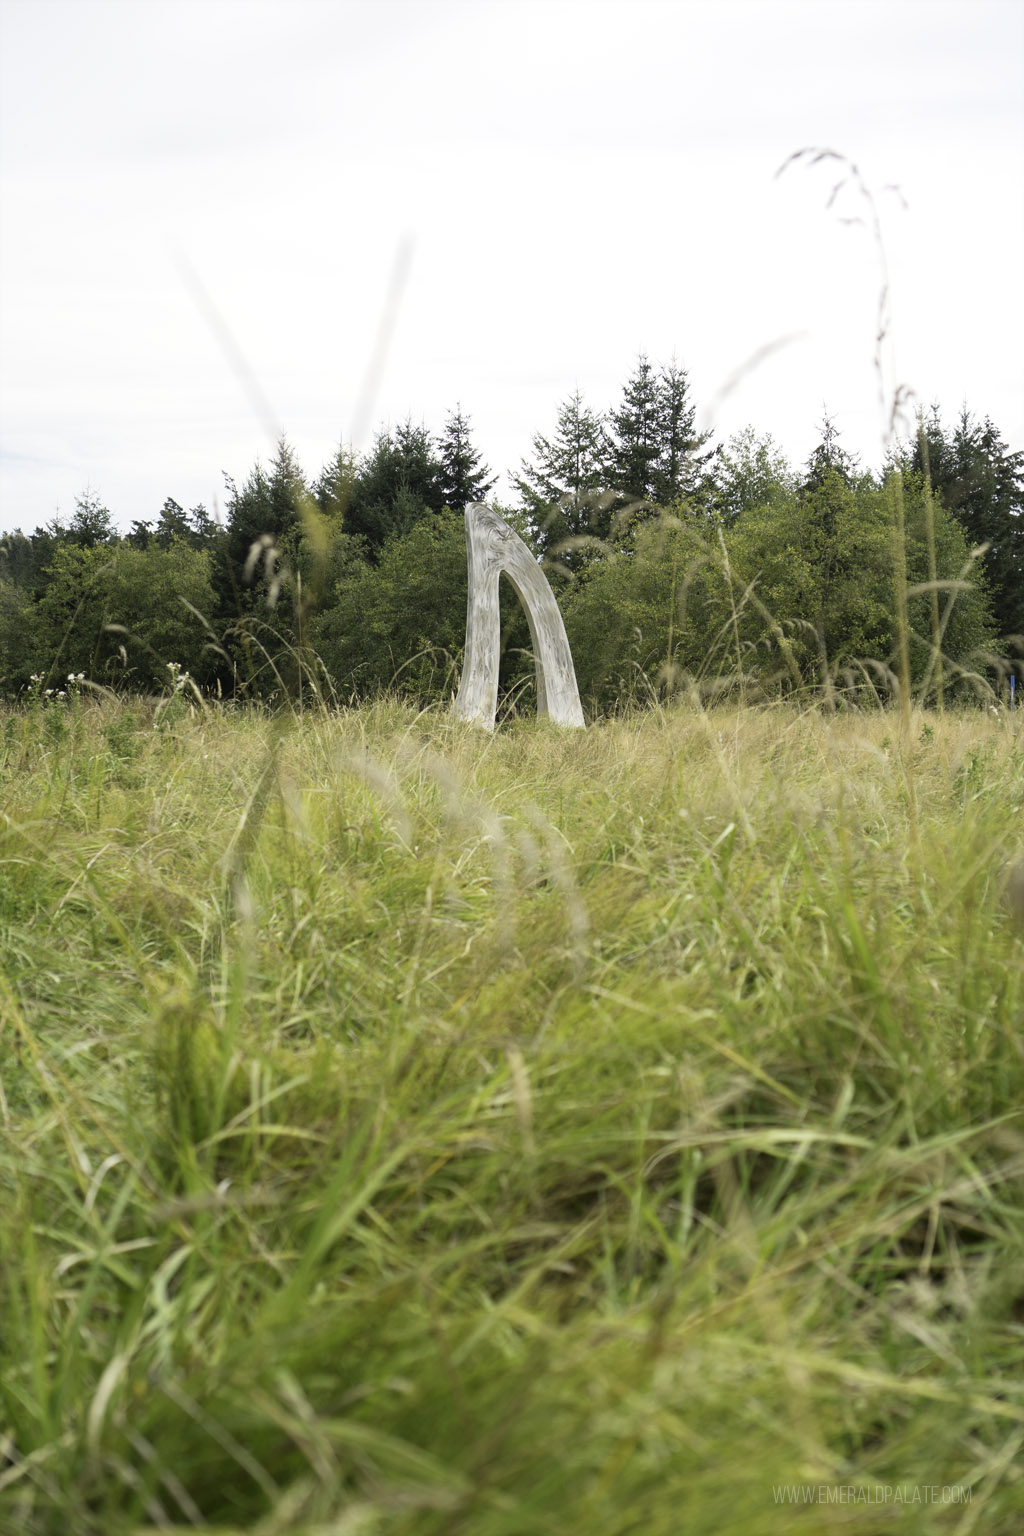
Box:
453;503;585;730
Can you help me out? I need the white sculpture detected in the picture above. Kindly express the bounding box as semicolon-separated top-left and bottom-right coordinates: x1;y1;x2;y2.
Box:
453;503;585;730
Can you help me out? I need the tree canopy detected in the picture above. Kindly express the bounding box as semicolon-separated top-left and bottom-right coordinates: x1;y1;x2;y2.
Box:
1;378;1017;710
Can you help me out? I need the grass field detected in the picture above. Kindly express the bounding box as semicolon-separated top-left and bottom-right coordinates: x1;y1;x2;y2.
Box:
1;695;1022;1534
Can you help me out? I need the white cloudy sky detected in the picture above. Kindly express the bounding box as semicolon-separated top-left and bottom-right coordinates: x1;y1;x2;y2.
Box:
1;0;1022;534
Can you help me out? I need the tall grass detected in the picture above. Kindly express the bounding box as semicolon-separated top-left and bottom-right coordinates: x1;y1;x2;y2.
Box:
1;693;1022;1534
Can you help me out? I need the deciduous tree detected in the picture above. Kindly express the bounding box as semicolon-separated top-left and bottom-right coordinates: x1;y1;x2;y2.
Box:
713;428;796;522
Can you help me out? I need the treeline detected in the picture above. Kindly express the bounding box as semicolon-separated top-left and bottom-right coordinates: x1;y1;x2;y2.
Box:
1;356;1021;712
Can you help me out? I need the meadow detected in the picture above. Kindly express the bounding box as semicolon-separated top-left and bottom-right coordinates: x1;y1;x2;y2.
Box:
1;694;1022;1534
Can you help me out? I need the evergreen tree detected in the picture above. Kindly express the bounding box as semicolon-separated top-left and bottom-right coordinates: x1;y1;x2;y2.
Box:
606;353;662;503
219;437;306;592
208;440;312;694
653;359;715;506
515;390;607;511
64;491;116;548
126;520;153;549
0;529;38;588
313;444;359;532
603;355;714;508
796;418;867;648
189;504;218;548
394;418;444;516
802;413;860;492
153;498;191;547
0;572;40;691
267;437;308;540
347;419;445;554
127;501;216;553
222;461;273;576
20;524;68;599
513;389;610;562
345;431;398;550
438;405;496;509
909;407;1023;644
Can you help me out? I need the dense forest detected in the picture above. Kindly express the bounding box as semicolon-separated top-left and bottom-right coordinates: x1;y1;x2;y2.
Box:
1;357;1021;712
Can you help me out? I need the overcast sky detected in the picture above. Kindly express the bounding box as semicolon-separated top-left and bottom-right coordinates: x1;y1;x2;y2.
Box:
1;0;1022;535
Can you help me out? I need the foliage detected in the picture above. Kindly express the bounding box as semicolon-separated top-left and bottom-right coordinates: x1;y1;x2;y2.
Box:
99;540;220;689
906;406;1024;649
126;497;218;551
726;464;895;684
28;539;218;689
605;351;663;502
562;514;724;711
0;576;42;690
725;467;993;696
31;541;120;681
513;388;612;564
310;509;469;700
438;404;496;510
607;354;715;507
345;419;446;553
1;382;1019;709
312;442;360;533
714;426;799;523
560;465;994;711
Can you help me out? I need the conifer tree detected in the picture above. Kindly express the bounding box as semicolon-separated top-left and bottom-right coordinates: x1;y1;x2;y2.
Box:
802;413;860;492
910;406;1024;644
653;359;715;506
64;491;116;547
155;497;189;545
798;417;864;619
346;419;445;554
222;462;272;582
606;353;662;503
514;389;610;560
313;445;360;532
267;437;308;536
605;355;715;507
438;406;496;509
223;436;306;576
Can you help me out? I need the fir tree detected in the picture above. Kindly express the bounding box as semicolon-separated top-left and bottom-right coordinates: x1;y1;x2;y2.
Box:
910;406;1024;645
313;444;359;532
64;491;116;548
267;437;308;536
653;359;715;506
802;413;860;492
153;498;190;547
606;353;662;503
347;419;445;554
513;389;610;562
438;405;496;509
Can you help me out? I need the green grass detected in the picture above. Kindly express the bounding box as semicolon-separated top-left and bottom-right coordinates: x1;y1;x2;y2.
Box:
1;695;1022;1534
